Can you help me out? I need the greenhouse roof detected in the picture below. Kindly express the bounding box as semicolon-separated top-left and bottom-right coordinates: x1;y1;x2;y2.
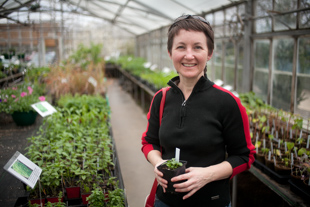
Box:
1;0;240;35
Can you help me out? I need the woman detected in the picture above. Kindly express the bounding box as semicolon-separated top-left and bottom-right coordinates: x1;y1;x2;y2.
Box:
141;14;255;207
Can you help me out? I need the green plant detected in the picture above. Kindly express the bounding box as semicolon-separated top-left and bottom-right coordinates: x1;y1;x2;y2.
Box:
87;185;106;207
165;158;183;170
107;185;125;207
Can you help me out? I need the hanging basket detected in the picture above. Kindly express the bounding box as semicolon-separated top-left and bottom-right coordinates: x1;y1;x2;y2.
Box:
11;111;37;126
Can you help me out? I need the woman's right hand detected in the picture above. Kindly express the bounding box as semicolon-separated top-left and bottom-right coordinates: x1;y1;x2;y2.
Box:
155;160;168;193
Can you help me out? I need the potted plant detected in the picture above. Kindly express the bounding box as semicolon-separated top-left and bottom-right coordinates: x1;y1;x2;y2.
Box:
157;158;187;193
0;83;45;126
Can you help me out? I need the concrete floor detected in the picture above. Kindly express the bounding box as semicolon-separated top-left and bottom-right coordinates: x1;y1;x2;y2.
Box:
107;79;154;207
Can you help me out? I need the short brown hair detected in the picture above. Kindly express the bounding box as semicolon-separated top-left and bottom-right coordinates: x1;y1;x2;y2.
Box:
167;15;214;56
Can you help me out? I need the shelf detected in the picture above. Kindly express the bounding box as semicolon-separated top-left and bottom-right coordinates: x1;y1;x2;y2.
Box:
249;166;309;207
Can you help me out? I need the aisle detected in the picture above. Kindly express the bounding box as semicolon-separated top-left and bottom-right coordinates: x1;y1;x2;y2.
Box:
107;79;154;207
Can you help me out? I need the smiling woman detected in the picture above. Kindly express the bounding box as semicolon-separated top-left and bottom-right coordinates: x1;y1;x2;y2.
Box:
142;14;255;207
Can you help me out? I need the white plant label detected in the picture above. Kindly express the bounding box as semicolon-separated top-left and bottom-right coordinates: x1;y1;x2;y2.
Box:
175;148;180;163
88;76;97;87
307;135;310;148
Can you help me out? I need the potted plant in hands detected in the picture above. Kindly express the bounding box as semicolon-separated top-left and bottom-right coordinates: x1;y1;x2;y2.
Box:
157;158;187;193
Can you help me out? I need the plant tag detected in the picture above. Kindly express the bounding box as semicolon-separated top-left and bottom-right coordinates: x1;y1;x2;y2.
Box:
271;127;274;135
263;139;266;149
270;142;273;152
281;127;284;136
299;130;302;139
83;158;85;170
290;129;292;139
88;76;97;87
268;151;271;160
294;148;297;157
276;131;278;139
256;133;258;143
273;157;276;166
175;148;180;163
273;119;275;127
307;135;310;149
291;153;294;165
278;140;280;148
97;157;99;169
279;150;282;159
285;142;287;152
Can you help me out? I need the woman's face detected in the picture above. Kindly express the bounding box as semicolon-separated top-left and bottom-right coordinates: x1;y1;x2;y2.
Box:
168;29;212;80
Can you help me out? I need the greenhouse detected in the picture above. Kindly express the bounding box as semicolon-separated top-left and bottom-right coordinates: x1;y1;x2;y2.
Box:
0;0;310;206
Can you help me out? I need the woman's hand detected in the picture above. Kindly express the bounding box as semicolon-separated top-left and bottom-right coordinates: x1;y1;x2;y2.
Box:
172;167;211;199
154;160;168;192
172;162;232;200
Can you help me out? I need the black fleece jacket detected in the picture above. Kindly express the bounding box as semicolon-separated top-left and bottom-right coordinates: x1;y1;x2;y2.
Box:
142;76;255;207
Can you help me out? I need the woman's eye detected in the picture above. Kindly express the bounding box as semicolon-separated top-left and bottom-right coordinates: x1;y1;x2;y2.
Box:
195;46;202;49
177;46;184;49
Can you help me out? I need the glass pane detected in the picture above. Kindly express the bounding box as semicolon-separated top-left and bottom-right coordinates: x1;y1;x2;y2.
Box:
237;42;244;92
255;18;272;33
225;41;235;86
273;38;294;72
253;40;270;103
214;41;222;80
253;69;269;103
300;11;310;29
272;72;292;111
214;11;224;25
274;0;297;11
274;13;297;31
205;13;214;25
296;37;310;117
254;40;270;69
214;25;224;37
255;0;272;17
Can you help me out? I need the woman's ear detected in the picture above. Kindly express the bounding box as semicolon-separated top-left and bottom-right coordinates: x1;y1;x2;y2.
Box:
168;50;172;59
207;51;214;61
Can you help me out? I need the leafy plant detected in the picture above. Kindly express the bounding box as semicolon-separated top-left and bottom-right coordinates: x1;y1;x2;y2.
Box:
87;185;106;207
165;158;183;170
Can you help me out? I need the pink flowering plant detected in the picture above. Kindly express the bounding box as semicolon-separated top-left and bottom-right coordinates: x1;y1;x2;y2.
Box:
0;83;45;114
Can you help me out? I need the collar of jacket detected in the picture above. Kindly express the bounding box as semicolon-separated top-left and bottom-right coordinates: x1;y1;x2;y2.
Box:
167;75;214;93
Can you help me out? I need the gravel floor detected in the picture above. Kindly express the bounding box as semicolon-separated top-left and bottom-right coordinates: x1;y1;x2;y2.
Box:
0;113;43;207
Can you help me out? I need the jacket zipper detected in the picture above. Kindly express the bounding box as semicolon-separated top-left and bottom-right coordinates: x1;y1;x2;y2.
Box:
180;99;187;128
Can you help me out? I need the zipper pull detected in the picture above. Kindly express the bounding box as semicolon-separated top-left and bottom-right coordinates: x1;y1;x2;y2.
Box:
182;100;186;107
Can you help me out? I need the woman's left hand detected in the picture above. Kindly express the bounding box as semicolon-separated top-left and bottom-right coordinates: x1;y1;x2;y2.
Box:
171;162;233;200
171;167;213;200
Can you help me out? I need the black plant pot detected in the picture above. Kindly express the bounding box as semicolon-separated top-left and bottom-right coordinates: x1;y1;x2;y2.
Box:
157;160;187;194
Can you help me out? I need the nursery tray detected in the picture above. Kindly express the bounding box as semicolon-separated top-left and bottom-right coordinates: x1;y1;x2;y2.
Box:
253;160;290;184
288;179;310;202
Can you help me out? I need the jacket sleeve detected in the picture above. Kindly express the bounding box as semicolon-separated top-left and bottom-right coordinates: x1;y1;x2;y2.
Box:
220;91;256;178
141;90;163;160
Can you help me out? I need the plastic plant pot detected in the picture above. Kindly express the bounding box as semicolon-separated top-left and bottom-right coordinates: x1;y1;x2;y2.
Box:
157;160;187;194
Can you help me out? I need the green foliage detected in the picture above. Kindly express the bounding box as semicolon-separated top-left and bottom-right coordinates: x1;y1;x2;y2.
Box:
67;43;104;69
107;187;125;207
165;158;183;170
87;186;106;207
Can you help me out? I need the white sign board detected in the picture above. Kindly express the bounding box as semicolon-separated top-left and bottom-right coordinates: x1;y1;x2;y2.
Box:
31;101;57;117
3;151;42;189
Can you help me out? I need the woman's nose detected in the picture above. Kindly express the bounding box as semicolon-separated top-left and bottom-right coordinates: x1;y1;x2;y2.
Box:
184;49;194;59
